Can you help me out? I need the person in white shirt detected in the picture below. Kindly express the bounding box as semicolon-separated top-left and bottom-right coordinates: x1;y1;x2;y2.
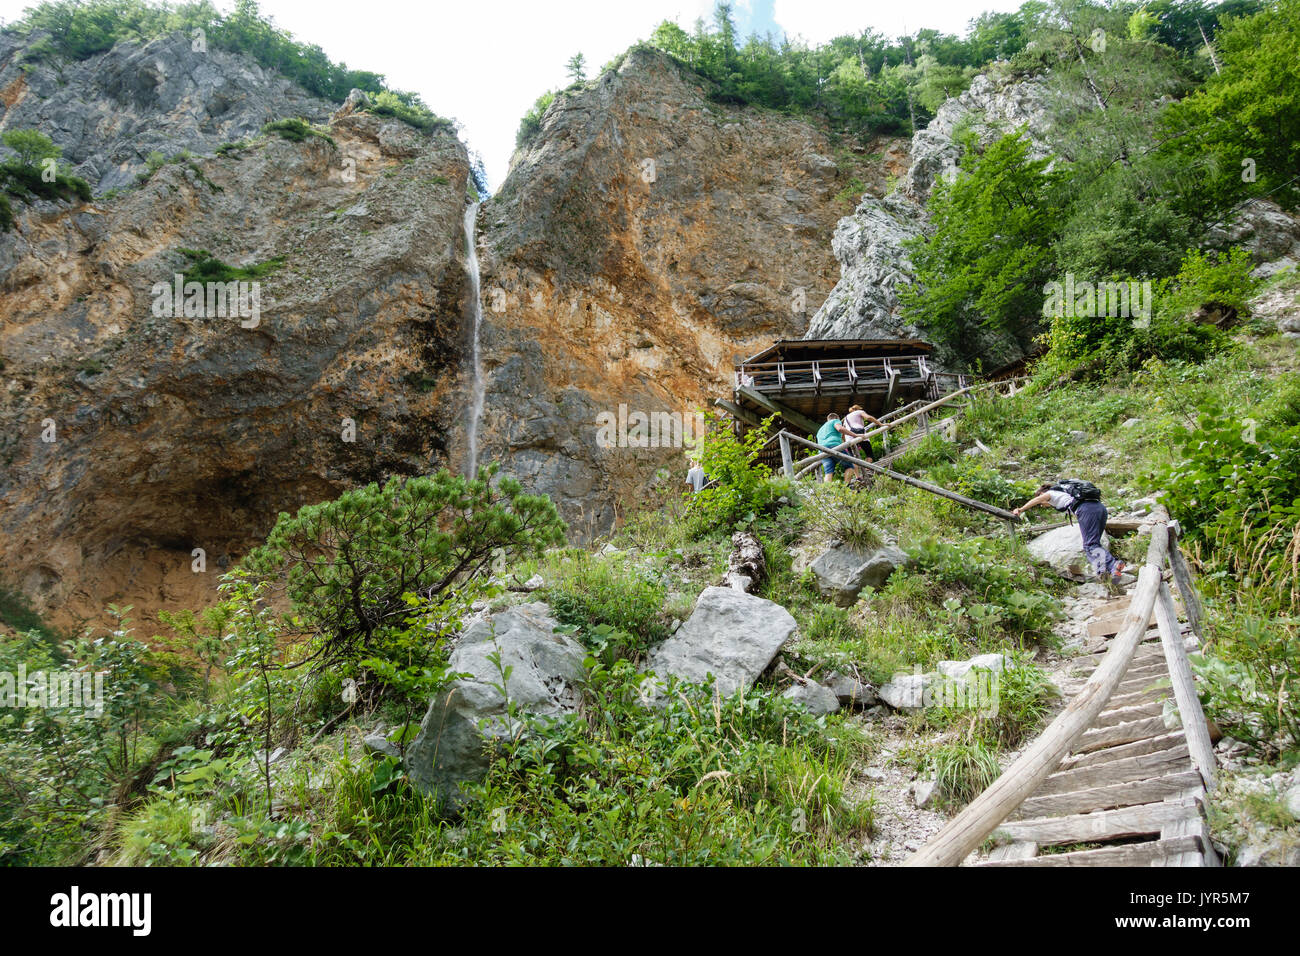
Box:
1013;482;1126;586
685;460;708;494
842;404;882;462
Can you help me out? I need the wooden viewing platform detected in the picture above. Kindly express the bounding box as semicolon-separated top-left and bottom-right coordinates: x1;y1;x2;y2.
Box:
715;338;973;470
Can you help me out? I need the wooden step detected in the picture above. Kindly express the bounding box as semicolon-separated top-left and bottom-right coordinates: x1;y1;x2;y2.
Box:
1093;699;1166;729
992;797;1202;847
1105;685;1171;712
1059;732;1186;771
1014;771;1203;819
1040;743;1191;794
971;835;1203;867
1076;715;1170;753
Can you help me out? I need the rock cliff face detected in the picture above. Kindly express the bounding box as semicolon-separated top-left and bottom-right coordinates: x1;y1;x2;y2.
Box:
0;30;333;194
1;38;901;624
805;74;1054;370
1;66;471;628
474;47;903;533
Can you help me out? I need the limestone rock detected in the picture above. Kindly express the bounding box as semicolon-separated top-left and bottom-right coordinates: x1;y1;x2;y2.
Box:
811;542;912;607
937;653;1010;681
644;586;796;697
878;671;934;711
405;604;586;811
781;680;841;715
824;671;878;708
1028;524;1107;582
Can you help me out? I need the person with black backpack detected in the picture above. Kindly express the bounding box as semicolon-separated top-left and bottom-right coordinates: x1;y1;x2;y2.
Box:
1012;479;1127;586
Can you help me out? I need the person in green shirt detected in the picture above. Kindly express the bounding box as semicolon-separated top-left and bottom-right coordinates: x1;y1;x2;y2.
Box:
815;413;855;483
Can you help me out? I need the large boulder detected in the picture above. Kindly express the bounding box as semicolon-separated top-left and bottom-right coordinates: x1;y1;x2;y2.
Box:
1027;524;1106;581
811;542;912;607
405;603;586;811
644;586;796;697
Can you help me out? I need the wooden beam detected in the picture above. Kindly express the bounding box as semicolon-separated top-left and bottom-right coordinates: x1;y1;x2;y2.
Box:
1167;525;1206;642
1015;771;1204;819
1154;580;1218;791
712;398;763;428
1039;743;1192;795
904;511;1171;866
971;835;1202;867
736;385;819;434
992;795;1201;846
783;432;1020;522
778;433;794;479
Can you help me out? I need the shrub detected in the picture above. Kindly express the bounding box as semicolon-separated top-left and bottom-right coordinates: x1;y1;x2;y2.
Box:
921;738;1001;809
685;413;780;537
515;90;556;148
545;552;670;652
178;248;284;283
801;480;882;551
262;118;336;147
241;465;566;671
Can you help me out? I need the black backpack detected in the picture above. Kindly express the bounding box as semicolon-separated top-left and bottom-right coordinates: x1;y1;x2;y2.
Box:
1051;479;1102;510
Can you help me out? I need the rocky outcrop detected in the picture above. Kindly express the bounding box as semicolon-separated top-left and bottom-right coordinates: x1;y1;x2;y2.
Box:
405;603;586;811
474;47;904;534
810;541;912;607
805;73;1056;371
644;585;796;696
0;31;334;194
0;67;471;627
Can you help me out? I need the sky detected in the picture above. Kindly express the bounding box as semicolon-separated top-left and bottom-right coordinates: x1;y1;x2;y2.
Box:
0;0;1026;188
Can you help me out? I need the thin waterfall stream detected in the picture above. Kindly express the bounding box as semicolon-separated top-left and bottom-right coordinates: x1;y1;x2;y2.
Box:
463;202;485;477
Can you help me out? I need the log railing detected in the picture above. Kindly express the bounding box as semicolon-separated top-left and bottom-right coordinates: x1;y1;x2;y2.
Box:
904;506;1217;866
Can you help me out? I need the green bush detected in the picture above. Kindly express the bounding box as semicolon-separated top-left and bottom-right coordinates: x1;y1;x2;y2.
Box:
262;117;336;147
921;738;1001;810
242;465;566;672
801;480;883;551
545;552;670;651
685;413;781;537
178;248;283;283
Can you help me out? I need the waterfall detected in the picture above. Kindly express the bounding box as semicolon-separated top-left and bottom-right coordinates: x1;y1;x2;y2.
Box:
463;202;486;478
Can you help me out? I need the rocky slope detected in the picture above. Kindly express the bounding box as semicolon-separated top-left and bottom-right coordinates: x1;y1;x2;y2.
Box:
805;74;1056;371
0;30;333;194
0;56;471;628
474;47;904;533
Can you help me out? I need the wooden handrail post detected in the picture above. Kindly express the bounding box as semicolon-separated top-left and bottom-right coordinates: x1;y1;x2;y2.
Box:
904;509;1172;866
1167;524;1206;642
1154;579;1218;791
778;433;794;479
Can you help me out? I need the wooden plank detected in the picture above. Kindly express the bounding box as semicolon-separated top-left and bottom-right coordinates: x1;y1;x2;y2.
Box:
986;841;1038;861
1104;685;1171;712
992;797;1200;846
904;511;1172;867
1075;716;1170;753
1016;771;1204;819
972;836;1203;867
1154;580;1218;790
778;433;794;478
1167;527;1206;641
1158;812;1217;867
1042;743;1191;794
1061;732;1186;770
1093;699;1166;729
736;386;820;434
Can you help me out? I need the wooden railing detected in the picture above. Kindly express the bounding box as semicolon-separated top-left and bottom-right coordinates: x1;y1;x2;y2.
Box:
735;354;937;394
904;506;1217;866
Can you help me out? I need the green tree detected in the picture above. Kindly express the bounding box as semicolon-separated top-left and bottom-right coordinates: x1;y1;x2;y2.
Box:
1;129;61;169
1162;0;1300;216
565;52;586;84
241;465;566;669
900;130;1067;355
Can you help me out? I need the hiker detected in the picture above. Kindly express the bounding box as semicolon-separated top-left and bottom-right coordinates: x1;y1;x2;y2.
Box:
816;413;855;483
1012;480;1127;586
685;459;708;494
842;404;882;463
